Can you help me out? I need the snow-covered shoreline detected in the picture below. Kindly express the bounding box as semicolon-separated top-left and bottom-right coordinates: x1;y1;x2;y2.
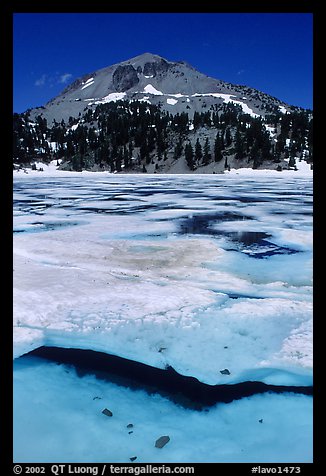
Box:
13;158;313;179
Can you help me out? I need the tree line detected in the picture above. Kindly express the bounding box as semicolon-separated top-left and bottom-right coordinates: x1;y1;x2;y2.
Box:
13;100;313;172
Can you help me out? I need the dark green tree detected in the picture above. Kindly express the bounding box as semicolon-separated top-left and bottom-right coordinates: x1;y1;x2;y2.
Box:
234;130;245;160
225;128;232;147
195;138;202;164
173;136;183;160
185;143;195;170
214;132;223;162
203;138;211;165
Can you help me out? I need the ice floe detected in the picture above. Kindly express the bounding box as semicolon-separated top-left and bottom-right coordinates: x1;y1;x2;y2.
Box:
13;174;313;387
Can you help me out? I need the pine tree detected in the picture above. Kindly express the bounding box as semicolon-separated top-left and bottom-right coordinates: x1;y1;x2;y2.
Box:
185;143;195;170
115;148;122;172
225;128;232;147
193;111;201;130
128;142;133;165
195;138;202;164
203;138;211;165
212;111;220;128
173;137;183;160
234;129;245;160
288;155;296;169
140;139;150;164
71;153;83;171
214;132;223;162
123;145;130;169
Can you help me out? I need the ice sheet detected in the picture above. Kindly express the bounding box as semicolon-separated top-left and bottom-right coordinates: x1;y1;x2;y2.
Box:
13;174;313;386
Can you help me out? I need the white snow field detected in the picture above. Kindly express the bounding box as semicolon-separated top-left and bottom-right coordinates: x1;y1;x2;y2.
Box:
13;171;313;462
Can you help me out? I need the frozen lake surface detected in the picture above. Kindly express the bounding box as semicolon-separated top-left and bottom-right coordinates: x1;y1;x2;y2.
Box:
13;173;313;462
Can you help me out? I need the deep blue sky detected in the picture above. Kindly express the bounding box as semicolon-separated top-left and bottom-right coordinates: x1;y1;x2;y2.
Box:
13;13;313;113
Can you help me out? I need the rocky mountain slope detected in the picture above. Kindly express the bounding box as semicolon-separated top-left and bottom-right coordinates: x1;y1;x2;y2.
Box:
13;52;313;174
29;52;298;124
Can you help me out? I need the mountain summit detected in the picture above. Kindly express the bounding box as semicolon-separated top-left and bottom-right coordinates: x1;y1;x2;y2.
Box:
29;52;296;124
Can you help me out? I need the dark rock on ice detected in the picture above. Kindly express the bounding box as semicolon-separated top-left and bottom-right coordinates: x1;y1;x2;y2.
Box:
129;456;137;462
220;369;231;375
155;435;170;448
102;408;113;417
127;423;134;428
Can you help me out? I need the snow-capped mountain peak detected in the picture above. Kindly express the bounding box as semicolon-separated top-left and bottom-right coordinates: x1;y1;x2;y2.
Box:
30;52;295;124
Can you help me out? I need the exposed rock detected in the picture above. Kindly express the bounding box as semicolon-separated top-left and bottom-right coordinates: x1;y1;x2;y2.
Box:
102;408;113;417
155;435;170;448
143;62;156;77
112;65;139;92
155;58;169;75
220;369;231;375
259;419;263;423
127;423;134;428
129;456;137;462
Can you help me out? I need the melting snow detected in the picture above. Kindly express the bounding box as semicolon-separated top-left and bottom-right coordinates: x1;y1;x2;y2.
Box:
167;98;178;105
143;84;164;95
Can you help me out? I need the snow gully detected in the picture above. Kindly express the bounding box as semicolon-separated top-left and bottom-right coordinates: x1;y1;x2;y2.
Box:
51;465;99;476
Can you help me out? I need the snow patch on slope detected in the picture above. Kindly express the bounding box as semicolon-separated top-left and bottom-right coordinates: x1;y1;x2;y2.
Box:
143;84;164;95
90;92;127;105
81;77;95;90
191;93;259;117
